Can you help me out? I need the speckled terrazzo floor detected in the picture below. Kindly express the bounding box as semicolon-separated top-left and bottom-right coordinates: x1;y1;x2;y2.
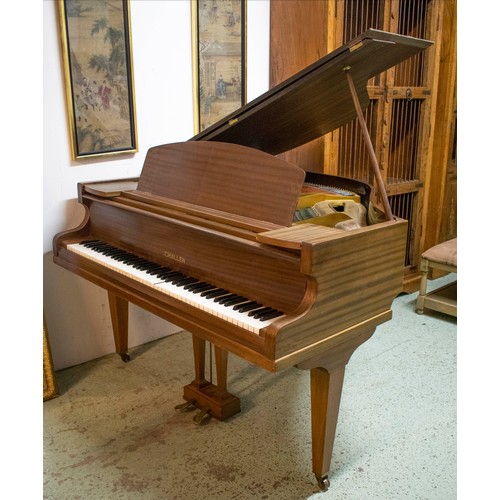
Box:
43;275;457;500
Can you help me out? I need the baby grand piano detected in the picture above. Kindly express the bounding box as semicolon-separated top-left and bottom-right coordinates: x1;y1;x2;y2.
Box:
53;30;432;491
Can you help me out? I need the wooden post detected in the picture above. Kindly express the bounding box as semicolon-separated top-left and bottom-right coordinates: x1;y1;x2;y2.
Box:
107;292;130;361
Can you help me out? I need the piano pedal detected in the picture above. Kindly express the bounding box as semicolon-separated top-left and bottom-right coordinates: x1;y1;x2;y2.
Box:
193;407;211;425
174;399;196;412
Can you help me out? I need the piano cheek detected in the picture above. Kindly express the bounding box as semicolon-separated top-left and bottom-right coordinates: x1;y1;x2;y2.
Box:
258;276;317;341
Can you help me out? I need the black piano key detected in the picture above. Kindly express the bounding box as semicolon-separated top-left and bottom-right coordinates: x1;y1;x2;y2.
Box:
135;261;159;271
109;253;126;260
256;307;278;318
150;264;168;275
234;301;262;312
162;272;185;282
142;262;160;271
184;282;207;290
111;253;131;261
222;296;248;307
104;248;125;255
112;252;133;261
134;263;153;271
170;276;190;285
213;293;238;303
185;283;213;292
145;264;165;274
158;271;179;280
150;267;172;278
258;310;284;321
215;293;238;304
156;269;177;278
92;245;111;253
102;248;121;255
248;307;274;318
194;286;218;294
131;260;150;269
117;252;143;263
83;240;105;248
202;288;229;299
156;271;181;281
122;256;142;264
173;277;198;286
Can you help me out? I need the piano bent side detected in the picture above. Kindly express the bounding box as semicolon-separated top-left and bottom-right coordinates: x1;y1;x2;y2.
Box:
258;218;408;367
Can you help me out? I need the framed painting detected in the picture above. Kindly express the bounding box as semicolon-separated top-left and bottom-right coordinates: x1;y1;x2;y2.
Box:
191;0;247;132
58;0;138;159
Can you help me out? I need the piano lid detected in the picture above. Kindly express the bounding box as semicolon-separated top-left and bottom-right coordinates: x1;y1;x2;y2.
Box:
190;29;433;155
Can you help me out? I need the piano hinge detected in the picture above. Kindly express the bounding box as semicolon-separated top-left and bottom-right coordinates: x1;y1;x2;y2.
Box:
349;41;363;52
228;118;238;126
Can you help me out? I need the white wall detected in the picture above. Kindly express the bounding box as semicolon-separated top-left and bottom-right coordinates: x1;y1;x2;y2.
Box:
43;0;270;370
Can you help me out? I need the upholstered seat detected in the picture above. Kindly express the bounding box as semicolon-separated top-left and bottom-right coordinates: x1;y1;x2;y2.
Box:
416;238;457;317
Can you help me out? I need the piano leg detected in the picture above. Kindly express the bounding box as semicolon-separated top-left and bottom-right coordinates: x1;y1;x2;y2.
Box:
297;328;375;491
192;334;210;390
108;292;130;362
183;335;241;422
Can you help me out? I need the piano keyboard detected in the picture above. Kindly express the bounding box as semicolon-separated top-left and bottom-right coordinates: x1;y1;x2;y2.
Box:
67;241;285;334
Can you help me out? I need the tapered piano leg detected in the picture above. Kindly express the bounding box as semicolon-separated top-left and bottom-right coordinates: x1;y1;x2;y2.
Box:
297;328;375;491
107;292;130;362
183;335;240;421
308;365;345;491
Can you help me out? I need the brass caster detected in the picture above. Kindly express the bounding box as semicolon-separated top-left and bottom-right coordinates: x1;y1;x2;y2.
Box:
193;407;211;425
120;353;131;362
316;475;330;492
174;399;195;412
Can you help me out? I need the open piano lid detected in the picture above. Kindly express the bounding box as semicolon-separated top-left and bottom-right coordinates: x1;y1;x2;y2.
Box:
191;29;433;155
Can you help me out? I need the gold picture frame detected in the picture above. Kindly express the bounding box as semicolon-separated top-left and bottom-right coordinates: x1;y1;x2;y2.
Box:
191;0;247;133
58;0;138;160
43;317;58;401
